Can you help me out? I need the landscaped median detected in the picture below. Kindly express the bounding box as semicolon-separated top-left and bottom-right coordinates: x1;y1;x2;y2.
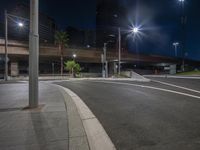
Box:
176;70;200;76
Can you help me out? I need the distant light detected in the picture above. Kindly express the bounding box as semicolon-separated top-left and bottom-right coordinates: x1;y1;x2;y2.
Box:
179;0;184;2
18;22;24;27
132;27;139;33
113;14;118;18
173;42;179;46
73;54;77;58
108;34;116;37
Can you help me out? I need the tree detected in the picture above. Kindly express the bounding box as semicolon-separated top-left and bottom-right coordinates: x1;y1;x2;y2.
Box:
55;31;69;76
64;60;81;77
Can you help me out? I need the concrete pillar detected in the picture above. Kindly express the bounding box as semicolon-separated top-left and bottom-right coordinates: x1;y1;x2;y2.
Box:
170;64;177;75
29;0;39;108
11;62;19;77
113;62;117;74
109;62;117;75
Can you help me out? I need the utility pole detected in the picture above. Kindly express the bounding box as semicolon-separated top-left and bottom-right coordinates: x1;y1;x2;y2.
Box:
29;0;39;108
4;10;8;81
118;27;121;75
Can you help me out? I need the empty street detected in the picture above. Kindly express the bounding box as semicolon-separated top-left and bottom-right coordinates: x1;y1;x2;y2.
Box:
55;77;200;150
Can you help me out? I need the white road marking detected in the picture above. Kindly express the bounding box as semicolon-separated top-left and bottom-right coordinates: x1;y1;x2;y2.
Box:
91;81;200;99
152;80;200;94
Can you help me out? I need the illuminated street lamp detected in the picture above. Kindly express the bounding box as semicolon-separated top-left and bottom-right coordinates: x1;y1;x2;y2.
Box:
73;54;77;59
117;26;140;75
4;10;24;81
173;42;179;57
18;22;24;27
132;27;139;33
73;54;77;61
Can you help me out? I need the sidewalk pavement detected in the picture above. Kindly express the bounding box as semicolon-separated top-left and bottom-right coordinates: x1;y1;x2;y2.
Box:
0;82;89;150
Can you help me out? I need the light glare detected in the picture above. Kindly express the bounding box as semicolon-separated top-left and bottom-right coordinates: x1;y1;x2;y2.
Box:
18;22;24;27
73;54;77;58
132;27;139;33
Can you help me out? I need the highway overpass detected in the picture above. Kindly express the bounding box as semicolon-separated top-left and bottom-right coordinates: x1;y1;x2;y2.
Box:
0;39;180;75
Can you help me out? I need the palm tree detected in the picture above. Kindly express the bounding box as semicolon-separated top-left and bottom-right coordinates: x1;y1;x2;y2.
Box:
55;31;69;76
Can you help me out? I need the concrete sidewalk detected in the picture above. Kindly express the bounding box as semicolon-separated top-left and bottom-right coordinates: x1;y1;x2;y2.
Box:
0;82;89;150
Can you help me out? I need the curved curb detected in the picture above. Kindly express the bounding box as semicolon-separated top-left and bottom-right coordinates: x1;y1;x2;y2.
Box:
68;78;151;82
55;84;116;150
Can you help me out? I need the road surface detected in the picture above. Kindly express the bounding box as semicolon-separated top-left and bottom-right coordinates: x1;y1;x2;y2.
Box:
55;78;200;150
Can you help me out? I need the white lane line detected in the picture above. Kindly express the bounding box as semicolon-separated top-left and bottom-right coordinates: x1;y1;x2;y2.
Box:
152;80;200;94
91;81;200;99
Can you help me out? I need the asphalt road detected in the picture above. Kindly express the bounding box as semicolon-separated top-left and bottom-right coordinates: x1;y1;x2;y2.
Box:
55;78;200;150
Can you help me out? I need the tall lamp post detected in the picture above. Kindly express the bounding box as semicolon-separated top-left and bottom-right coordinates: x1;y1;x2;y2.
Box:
178;0;186;71
117;27;139;75
29;0;39;108
73;54;77;61
4;10;24;81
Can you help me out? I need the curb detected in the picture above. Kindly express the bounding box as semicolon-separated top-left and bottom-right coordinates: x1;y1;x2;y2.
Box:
68;77;151;82
55;84;116;150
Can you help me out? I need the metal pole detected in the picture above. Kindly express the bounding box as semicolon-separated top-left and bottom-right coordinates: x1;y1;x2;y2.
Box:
118;27;121;75
52;62;55;76
101;54;104;78
105;61;108;78
4;10;8;81
175;45;177;57
181;0;186;71
29;0;39;108
103;43;108;78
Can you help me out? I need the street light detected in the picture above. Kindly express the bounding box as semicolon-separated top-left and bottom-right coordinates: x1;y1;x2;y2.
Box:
178;0;186;71
73;54;77;59
173;42;179;57
18;22;24;27
4;10;24;81
117;26;140;76
132;27;139;33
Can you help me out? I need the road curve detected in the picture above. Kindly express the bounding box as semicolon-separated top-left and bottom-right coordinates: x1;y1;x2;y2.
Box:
55;79;200;150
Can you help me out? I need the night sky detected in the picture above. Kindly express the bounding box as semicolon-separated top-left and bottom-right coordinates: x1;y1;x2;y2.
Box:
0;0;199;61
119;0;200;61
0;0;96;29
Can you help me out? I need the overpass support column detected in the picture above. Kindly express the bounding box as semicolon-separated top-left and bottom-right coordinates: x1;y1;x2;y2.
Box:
10;62;19;77
109;62;117;75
